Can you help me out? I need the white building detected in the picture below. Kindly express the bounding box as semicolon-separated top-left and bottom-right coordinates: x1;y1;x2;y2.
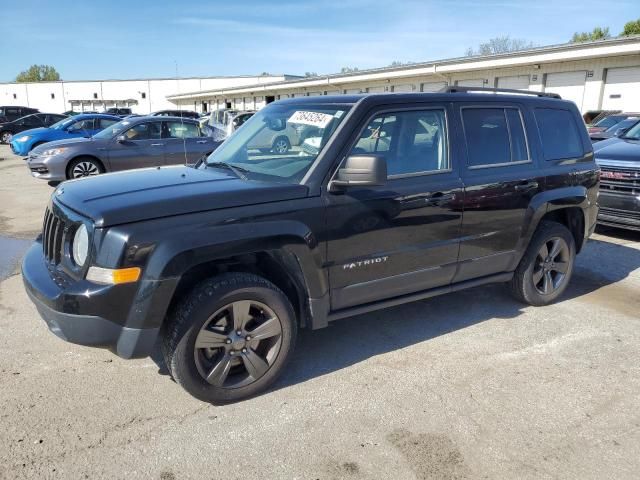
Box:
167;36;640;114
0;75;296;114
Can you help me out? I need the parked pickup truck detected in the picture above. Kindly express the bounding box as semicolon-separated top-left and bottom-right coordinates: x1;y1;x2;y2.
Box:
22;89;599;403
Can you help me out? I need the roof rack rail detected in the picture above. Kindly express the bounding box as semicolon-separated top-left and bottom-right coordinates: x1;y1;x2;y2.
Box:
440;86;561;99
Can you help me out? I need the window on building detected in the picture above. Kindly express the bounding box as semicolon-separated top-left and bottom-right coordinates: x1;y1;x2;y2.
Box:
351;109;449;176
13;94;16;99
93;93;98;99
535;108;583;160
51;93;55;99
462;107;529;167
141;92;146;99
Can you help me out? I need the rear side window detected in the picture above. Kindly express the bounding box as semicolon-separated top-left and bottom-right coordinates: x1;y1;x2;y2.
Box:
165;121;200;139
535;108;583;160
462;107;529;167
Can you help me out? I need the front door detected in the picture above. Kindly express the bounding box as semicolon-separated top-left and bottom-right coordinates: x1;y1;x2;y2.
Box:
453;103;544;282
107;121;165;171
163;120;215;165
325;105;464;310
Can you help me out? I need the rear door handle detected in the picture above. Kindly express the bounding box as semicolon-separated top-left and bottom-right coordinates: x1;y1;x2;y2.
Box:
151;143;165;147
514;181;539;191
196;140;209;144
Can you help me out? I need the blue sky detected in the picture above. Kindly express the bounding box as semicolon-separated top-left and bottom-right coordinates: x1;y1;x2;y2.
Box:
1;0;637;82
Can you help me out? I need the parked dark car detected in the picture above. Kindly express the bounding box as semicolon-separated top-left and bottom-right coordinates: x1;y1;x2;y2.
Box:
105;107;133;117
590;117;639;142
22;90;599;403
594;123;640;231
0;113;68;144
0;105;39;123
151;109;200;119
25;116;219;182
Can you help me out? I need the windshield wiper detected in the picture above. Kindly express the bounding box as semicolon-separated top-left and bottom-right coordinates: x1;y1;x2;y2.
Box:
207;161;249;180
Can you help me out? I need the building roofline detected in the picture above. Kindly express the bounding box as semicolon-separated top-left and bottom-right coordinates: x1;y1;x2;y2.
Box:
167;35;640;101
0;74;302;86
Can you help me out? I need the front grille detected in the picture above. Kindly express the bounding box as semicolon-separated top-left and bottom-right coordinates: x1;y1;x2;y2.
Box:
599;207;640;221
42;207;66;265
599;165;640;195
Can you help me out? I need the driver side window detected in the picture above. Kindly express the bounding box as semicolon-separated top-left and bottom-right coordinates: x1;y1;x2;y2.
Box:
351;109;449;177
124;122;162;141
68;119;95;132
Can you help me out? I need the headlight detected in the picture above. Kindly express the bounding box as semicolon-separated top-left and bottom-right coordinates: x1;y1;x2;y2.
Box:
16;135;30;142
41;147;66;156
72;224;89;266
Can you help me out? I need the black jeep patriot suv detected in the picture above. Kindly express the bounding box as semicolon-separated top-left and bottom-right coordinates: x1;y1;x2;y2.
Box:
23;89;599;403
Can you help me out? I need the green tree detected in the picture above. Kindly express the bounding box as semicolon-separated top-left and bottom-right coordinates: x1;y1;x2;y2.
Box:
304;71;318;77
340;66;359;73
621;18;640;36
15;64;61;82
388;60;414;67
466;36;534;56
570;27;611;43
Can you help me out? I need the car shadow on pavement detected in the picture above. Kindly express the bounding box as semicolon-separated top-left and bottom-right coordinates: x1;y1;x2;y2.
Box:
148;231;640;395
272;233;640;393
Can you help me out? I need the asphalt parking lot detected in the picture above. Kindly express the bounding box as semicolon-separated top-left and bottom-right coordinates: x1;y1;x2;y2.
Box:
0;143;639;480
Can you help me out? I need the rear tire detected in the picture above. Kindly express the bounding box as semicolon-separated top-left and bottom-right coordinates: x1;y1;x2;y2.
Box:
509;220;575;306
271;136;290;154
162;273;297;404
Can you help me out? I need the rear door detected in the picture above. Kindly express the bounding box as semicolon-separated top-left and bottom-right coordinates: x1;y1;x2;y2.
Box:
325;104;464;310
453;102;544;282
163;120;215;165
107;121;164;171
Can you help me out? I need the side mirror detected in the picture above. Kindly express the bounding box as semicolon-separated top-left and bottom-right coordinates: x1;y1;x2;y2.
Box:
614;127;630;137
330;154;387;190
117;135;127;143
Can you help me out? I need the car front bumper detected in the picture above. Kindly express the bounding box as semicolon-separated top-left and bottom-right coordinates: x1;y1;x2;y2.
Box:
597;191;640;231
21;242;159;359
25;152;69;181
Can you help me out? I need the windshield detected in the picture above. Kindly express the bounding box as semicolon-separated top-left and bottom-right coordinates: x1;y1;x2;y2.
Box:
607;118;638;133
594;115;624;128
92;119;133;139
204;103;350;184
51;117;76;130
622;121;640;140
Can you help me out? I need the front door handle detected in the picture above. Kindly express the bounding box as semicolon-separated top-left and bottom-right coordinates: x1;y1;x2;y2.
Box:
514;181;539;191
425;192;455;205
196;140;209;144
150;143;165;147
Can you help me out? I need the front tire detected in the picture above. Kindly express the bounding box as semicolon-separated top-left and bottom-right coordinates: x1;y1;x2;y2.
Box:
0;131;11;144
271;136;290;154
67;157;104;179
162;273;297;404
509;220;575;306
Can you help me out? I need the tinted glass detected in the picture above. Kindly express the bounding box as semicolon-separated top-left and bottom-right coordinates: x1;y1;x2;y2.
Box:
99;118;119;129
594;115;624;128
535;108;583;160
165;121;200;139
505;109;528;161
67;119;95;132
124;122;162;140
463;108;511;166
352;109;449;176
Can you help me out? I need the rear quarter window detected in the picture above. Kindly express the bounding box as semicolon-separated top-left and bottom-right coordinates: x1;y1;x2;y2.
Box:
535;108;583;160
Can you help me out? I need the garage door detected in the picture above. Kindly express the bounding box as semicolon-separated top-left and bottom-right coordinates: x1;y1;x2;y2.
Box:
367;86;386;93
392;84;415;92
325;90;341;95
497;75;530;90
345;88;362;94
308;92;322;96
234;98;243;109
421;81;447;92
545;71;586;110
456;79;485;88
243;97;254;110
602;66;640;112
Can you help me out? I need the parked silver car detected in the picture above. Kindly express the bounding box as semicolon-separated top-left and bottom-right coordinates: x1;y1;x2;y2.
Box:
26;116;219;183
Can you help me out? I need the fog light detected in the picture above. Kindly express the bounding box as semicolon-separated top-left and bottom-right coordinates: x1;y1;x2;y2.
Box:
86;266;141;285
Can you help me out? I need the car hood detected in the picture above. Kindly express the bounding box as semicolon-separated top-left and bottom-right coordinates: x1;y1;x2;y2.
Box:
14;127;49;138
54;165;308;227
593;137;640;161
32;136;101;153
